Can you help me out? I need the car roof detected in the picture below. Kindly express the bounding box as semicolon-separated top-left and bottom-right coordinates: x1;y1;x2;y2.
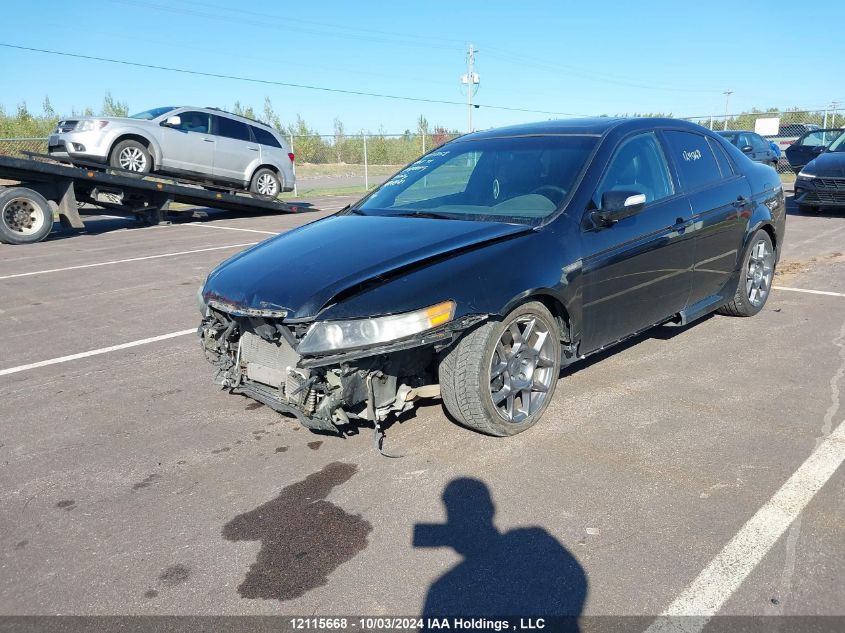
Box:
461;117;710;141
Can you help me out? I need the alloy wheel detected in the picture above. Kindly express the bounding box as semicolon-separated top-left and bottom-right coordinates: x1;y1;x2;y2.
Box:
489;315;557;423
118;147;147;172
746;238;773;307
256;173;279;196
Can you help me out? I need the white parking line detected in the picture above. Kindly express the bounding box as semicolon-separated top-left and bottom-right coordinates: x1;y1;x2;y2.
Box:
774;285;845;298
0;329;196;377
645;418;845;633
182;223;278;236
0;242;257;280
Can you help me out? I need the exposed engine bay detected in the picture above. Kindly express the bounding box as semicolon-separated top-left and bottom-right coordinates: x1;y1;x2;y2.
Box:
198;305;483;442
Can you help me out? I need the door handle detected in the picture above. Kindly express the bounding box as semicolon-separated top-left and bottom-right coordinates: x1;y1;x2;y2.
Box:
247;147;259;151
733;196;750;208
202;138;214;143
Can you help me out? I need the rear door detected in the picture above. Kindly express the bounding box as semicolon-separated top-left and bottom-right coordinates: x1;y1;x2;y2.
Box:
662;130;751;305
211;115;259;183
157;110;215;176
580;131;694;352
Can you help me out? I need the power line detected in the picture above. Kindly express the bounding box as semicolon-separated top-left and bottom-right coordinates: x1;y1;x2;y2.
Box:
0;43;591;117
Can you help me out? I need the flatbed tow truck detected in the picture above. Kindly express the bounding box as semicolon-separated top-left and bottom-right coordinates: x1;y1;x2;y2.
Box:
0;152;307;245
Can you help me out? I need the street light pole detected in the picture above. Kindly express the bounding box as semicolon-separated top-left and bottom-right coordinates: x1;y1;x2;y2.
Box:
723;90;733;131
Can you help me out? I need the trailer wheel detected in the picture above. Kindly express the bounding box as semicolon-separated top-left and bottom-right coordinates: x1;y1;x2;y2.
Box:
249;168;281;199
110;140;152;173
0;187;54;244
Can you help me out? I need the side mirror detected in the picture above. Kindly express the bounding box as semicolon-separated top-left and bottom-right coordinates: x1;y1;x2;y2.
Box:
163;115;181;127
741;145;754;153
592;191;646;227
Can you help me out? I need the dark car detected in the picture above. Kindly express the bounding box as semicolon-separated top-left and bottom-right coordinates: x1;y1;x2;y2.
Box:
794;132;845;213
785;128;844;173
717;131;779;168
198;118;785;440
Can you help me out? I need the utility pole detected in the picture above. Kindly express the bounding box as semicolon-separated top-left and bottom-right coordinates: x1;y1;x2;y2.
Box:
830;101;841;128
462;44;480;133
723;90;733;131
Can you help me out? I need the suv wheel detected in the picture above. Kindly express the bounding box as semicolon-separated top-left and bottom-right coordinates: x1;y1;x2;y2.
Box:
439;301;561;436
110;140;151;173
718;229;775;317
250;168;281;199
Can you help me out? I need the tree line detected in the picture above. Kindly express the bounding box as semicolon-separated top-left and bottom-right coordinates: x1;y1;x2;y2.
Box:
0;94;459;165
2;94;842;164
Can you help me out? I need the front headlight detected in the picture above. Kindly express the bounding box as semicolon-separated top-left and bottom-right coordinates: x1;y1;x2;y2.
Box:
797;169;816;179
76;120;109;133
196;285;209;317
297;300;456;355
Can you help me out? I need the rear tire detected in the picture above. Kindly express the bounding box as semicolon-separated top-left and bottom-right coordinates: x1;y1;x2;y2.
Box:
0;187;54;245
439;301;561;437
250;168;281;199
718;230;774;317
110;140;152;174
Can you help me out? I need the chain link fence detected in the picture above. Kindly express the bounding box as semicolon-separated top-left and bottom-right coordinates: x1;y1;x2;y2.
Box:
0;137;48;157
2;112;838;192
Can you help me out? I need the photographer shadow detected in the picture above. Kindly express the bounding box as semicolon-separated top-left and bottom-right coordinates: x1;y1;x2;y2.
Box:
415;478;586;628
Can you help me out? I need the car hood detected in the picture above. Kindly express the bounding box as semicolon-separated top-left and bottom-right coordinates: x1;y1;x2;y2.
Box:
203;214;533;319
804;152;845;177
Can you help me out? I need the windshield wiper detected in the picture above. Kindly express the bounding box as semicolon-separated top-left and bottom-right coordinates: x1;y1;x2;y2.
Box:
386;210;462;220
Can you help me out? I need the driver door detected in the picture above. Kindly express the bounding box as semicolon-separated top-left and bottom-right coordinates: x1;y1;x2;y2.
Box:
580;132;694;352
157;110;215;176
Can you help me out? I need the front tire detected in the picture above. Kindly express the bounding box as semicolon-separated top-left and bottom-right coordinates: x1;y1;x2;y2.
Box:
0;187;54;245
250;168;281;199
110;140;152;174
718;230;775;317
439;301;561;436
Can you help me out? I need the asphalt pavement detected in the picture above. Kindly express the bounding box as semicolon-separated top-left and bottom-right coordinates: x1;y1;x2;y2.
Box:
0;192;842;622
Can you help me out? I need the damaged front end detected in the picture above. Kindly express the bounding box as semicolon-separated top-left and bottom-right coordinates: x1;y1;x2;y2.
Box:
198;297;484;438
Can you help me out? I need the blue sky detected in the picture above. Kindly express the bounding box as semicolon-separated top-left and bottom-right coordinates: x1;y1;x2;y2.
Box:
2;0;843;134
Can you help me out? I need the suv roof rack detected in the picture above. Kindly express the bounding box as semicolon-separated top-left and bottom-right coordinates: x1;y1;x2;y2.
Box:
205;106;275;130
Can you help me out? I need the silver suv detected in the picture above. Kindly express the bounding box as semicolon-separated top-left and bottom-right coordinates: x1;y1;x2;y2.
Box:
48;106;295;197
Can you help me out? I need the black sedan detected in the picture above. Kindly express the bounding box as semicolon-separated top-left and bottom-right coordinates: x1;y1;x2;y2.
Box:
198;118;785;440
717;130;779;168
794;132;845;213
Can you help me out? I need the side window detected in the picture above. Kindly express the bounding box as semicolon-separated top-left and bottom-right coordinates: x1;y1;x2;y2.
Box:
662;131;724;190
215;116;251;142
800;131;826;147
751;134;770;152
737;132;753;149
173;111;210;134
596;133;673;205
251;126;282;148
707;137;734;177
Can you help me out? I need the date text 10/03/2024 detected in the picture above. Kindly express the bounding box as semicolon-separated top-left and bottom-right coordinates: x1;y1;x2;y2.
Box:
289;617;548;630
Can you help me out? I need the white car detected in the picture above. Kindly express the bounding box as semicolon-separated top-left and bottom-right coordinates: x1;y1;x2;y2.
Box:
48;106;295;197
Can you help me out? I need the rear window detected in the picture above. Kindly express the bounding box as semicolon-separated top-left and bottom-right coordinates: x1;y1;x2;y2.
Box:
251;126;282;148
215;116;251;141
662;131;723;190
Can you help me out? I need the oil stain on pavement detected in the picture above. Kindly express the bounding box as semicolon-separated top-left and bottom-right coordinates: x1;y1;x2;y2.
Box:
222;461;370;601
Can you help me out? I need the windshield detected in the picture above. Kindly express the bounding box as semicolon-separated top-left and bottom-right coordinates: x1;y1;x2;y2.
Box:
827;134;845;153
129;106;177;120
354;135;598;224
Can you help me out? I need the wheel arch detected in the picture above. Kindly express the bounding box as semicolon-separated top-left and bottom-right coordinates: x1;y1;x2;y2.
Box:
500;289;573;344
109;133;159;170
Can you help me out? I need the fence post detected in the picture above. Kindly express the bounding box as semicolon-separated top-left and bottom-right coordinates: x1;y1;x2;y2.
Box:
363;134;369;191
289;133;297;197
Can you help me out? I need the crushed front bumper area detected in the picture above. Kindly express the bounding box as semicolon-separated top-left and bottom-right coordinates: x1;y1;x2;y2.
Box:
198;307;484;435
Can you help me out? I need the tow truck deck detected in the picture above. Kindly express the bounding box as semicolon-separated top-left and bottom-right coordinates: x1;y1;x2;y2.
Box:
0;152;307;244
